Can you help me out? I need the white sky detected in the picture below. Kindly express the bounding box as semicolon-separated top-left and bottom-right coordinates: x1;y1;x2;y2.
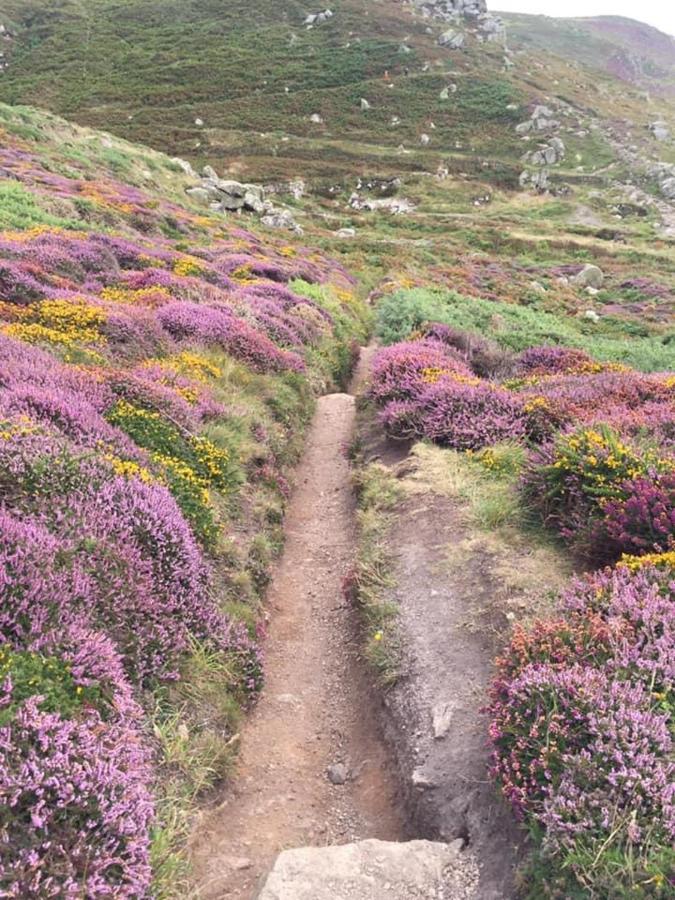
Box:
494;1;675;37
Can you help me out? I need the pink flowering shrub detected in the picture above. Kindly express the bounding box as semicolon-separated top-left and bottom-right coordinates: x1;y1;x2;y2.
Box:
489;564;675;896
599;472;675;558
517;344;598;375
370;339;472;405
0;691;154;897
157;301;305;373
0;626;154;897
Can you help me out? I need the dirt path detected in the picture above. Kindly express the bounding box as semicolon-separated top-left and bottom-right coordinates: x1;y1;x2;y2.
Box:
190;351;404;899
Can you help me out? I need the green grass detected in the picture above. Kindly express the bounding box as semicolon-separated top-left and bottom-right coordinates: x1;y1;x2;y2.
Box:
0;181;83;230
376;286;674;372
351;462;403;685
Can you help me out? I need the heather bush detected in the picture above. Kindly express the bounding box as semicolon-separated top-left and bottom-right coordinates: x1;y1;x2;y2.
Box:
490;565;675;896
0;695;154;897
157;301;305;374
0;626;154;898
380;377;527;450
517;345;599;375
599;472;675;558
370;339;473;406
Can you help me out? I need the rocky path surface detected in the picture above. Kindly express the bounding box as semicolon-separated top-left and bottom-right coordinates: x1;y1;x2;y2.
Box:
189;352;405;898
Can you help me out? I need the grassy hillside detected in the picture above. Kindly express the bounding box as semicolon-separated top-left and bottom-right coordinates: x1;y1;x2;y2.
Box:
502;13;675;96
1;0;672;181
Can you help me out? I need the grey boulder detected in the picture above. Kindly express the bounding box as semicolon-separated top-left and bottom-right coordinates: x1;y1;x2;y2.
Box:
256;839;478;900
572;264;604;289
439;30;465;50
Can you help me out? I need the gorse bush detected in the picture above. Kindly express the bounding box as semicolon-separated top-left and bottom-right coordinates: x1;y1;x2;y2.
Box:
522;426;674;562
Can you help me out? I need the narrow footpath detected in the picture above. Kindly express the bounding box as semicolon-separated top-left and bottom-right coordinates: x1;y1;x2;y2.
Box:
190;350;404;898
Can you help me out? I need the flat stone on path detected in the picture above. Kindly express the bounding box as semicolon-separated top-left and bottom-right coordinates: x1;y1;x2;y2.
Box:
257;839;479;899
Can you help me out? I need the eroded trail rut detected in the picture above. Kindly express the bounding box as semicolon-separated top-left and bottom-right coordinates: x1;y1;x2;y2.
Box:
191;360;404;898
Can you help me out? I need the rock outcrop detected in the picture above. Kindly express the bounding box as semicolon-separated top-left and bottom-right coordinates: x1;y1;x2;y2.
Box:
257;839;479;900
415;0;504;44
517;104;566;193
413;0;487;18
186;167;302;232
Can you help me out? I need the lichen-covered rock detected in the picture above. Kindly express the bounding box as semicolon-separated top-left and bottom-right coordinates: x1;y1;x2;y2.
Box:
571;263;605;289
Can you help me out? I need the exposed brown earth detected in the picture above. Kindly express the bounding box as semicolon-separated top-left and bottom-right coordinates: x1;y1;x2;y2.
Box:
189;351;405;898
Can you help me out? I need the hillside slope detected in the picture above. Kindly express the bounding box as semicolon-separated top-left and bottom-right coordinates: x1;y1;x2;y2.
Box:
502;13;675;96
0;0;672;177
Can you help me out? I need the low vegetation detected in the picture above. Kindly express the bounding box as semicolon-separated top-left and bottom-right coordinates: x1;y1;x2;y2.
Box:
0;105;367;895
367;310;674;895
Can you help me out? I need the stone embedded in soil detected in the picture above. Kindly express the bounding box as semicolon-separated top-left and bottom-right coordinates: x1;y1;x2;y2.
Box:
431;701;457;740
256;838;479;900
326;763;350;785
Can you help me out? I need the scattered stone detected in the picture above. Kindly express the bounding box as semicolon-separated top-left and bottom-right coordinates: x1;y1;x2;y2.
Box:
519;169;549;192
439;84;457;100
185;186;212;205
326;763;349;785
516;104;561;135
257;839;478;900
310;113;324;124
438;29;465;50
194;117;204;127
583;309;601;323
571;264;604;289
420;133;430;146
335;227;356;238
525;136;565;167
390;115;401;127
228;856;253;871
660;176;675;200
649;121;670;142
411;767;435;788
304;9;334;26
431;701;456;739
261;209;303;234
360;98;372;111
528;280;547;295
171;157;197;178
477;11;505;41
349;194;415;214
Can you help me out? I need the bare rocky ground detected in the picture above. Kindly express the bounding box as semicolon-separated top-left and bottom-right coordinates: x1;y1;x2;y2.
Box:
376;488;524;898
352;429;574;899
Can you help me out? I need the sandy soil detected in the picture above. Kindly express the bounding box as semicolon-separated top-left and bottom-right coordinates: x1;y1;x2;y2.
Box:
189;352;404;898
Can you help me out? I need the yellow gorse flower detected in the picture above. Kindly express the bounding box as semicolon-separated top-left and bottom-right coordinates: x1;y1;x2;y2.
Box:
173;255;204;277
2;297;106;347
619;551;675;572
